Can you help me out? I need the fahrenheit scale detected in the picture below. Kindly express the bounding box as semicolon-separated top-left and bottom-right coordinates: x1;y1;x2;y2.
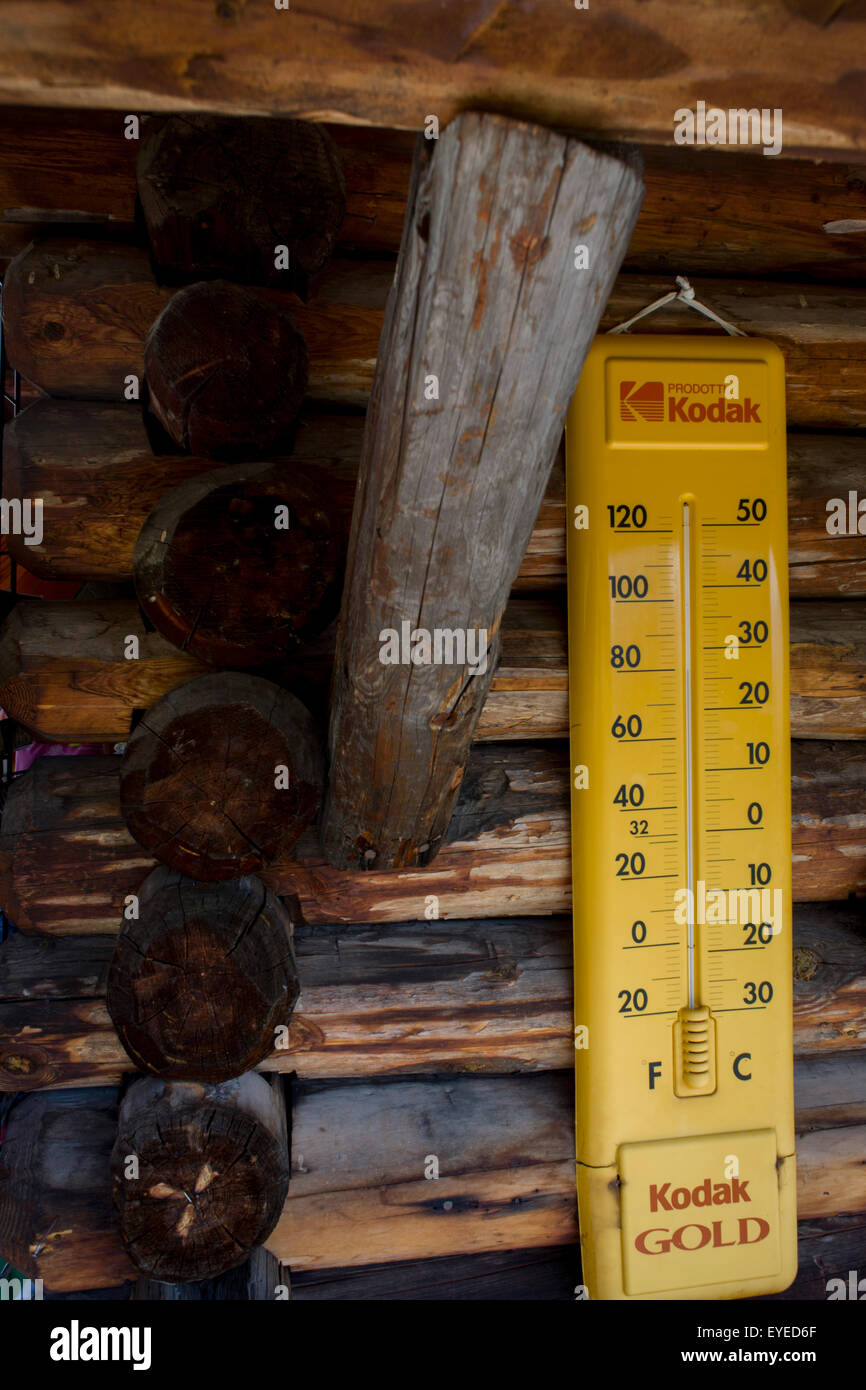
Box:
566;337;796;1300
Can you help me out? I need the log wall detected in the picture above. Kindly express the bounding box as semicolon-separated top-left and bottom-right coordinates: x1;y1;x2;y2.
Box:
1;107;865;1300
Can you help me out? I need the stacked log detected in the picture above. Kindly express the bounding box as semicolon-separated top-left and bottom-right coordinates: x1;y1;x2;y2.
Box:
143;280;309;457
2;902;862;1092
3;107;866;1302
110;1074;289;1283
7;240;866;428
137;115;346;295
1;742;863;939
119;674;322;882
0;600;207;743
133;461;342;667
5;1057;862;1292
106;868;299;1082
7;401;864;598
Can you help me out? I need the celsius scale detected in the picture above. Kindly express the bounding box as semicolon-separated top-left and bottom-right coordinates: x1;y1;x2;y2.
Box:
565;336;796;1300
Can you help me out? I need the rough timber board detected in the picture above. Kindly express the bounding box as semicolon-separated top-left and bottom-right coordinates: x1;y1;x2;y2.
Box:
0;3;863;158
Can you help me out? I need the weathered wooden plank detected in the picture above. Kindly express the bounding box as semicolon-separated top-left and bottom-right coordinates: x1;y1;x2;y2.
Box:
7;238;866;426
6;400;866;598
0;1086;137;1291
0;2;863;158
1;743;863;935
271;1064;866;1271
1;903;862;1091
322;116;644;869
288;1218;866;1300
4;105;866;280
6;1063;862;1292
0;599;208;742
479;597;866;741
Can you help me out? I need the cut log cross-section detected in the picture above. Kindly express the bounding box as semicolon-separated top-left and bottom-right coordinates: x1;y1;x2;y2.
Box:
137;114;347;295
143;280;309;457
322;112;645;870
106;866;299;1082
111;1073;289;1283
119;674;322;882
133;461;343;667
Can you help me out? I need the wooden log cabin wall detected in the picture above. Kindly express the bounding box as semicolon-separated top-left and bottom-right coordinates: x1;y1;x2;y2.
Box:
0;7;864;1309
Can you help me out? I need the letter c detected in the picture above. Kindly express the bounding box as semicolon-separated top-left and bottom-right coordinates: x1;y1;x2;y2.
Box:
733;1052;752;1080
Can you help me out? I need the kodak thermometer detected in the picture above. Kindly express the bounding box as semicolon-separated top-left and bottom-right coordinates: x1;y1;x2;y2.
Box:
565;336;796;1300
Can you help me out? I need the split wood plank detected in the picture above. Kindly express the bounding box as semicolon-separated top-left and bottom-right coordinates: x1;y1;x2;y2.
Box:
0;2;863;158
1;902;863;1092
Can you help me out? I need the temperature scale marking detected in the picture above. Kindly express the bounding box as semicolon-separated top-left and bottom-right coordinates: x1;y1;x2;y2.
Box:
566;337;796;1301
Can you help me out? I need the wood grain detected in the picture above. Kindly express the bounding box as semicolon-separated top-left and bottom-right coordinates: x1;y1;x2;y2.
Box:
0;2;862;158
0;599;208;742
110;1073;288;1283
120;673;322;882
7;240;866;427
6;400;866;599
2;902;862;1092
1;743;863;937
322;115;644;869
106;867;299;1082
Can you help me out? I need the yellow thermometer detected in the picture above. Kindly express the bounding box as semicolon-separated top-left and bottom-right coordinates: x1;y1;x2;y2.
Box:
566;336;796;1300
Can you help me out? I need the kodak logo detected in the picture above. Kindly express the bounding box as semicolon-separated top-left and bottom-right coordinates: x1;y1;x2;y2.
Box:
668;396;761;424
649;1177;751;1211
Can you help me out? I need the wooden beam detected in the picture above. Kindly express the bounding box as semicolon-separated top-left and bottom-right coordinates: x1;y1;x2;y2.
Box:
7;241;866;427
1;743;863;936
4;107;866;280
4;588;862;745
272;1061;866;1270
6;401;866;599
0;2;863;158
2;902;862;1091
321;115;644;869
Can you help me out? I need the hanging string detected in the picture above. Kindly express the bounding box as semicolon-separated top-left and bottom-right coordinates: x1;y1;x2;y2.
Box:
608;275;747;337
